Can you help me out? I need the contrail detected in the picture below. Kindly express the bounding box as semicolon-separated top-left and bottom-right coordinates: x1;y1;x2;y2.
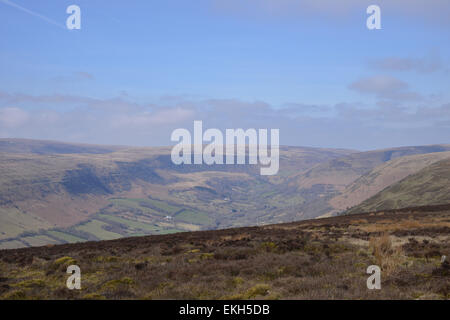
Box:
1;0;66;29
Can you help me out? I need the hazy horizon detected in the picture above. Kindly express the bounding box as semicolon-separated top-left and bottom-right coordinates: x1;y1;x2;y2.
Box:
1;0;450;150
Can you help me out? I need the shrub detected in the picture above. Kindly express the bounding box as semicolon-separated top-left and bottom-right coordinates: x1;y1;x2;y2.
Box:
2;290;27;300
14;279;46;288
261;242;277;252
54;256;76;266
232;277;244;287
83;293;106;300
200;253;214;260
102;277;135;291
245;284;270;299
369;233;404;275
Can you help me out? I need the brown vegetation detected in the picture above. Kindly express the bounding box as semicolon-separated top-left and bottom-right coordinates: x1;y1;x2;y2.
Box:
0;204;448;300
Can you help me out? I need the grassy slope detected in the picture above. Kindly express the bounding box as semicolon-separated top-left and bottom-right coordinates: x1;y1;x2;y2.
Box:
330;151;450;213
0;207;52;240
289;145;450;219
347;158;450;214
294;145;450;190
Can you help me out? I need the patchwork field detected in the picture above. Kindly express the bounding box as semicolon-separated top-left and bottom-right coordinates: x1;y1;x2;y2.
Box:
0;196;212;248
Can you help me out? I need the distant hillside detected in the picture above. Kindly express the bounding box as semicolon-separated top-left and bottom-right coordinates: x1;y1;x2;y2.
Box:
0;139;354;249
288;145;450;219
0;138;125;155
293;145;450;191
330;151;450;213
346;158;450;214
2;139;450;250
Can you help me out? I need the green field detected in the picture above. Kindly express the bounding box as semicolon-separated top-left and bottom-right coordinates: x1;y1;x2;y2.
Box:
111;198;181;215
109;198;167;216
0;240;27;250
21;235;60;247
175;210;212;225
75;220;122;240
108;197;213;226
97;214;161;233
46;230;86;243
0;208;51;240
142;198;181;214
157;228;185;235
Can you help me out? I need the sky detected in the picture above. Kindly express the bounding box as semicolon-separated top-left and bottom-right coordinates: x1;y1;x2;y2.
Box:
0;0;449;150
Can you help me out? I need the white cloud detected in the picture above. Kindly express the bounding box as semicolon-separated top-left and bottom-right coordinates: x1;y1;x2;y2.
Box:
0;107;29;128
349;75;422;101
110;107;194;128
1;91;450;150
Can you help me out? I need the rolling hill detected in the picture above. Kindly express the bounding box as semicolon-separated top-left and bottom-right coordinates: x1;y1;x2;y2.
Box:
0;139;354;249
0;138;124;155
1;138;450;250
346;158;450;214
286;145;450;219
330;151;450;213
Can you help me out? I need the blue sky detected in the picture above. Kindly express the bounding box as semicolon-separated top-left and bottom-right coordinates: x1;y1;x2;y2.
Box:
1;0;450;149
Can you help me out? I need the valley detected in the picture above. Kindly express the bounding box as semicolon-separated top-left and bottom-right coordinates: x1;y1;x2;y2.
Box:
1;139;450;250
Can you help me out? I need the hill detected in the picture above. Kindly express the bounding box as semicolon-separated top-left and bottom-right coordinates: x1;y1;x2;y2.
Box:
346;158;450;214
0;204;448;300
0;139;354;249
2;139;450;250
330;151;450;213
0;138;124;155
287;145;450;219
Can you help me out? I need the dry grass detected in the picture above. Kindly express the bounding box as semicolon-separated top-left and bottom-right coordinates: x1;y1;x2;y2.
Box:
0;205;448;300
369;233;405;275
359;217;450;233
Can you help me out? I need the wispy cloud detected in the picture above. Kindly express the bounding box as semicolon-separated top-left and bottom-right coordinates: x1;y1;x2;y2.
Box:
0;0;66;29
